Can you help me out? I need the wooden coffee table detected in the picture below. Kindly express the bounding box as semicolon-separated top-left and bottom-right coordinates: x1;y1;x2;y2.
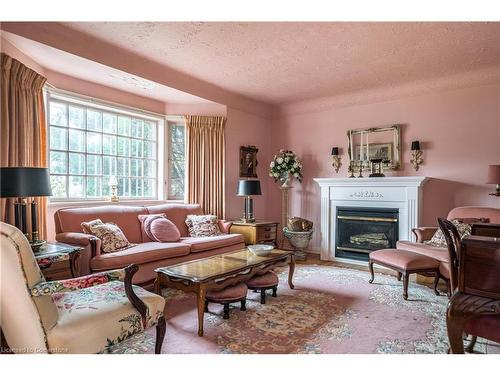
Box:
154;248;295;336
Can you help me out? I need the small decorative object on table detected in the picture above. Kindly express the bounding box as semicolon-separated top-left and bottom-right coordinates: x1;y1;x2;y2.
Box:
283;217;314;260
369;158;385;177
247;244;274;256
331;147;342;173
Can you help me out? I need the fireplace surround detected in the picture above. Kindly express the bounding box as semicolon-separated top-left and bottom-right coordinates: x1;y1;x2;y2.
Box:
314;177;428;264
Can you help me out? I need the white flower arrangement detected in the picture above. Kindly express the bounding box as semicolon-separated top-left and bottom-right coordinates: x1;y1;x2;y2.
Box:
269;149;303;183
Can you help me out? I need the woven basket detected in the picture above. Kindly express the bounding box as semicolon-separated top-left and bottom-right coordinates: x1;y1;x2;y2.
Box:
283;228;314;251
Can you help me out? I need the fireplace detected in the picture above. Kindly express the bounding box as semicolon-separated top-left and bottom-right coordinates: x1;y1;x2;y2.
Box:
336;207;399;261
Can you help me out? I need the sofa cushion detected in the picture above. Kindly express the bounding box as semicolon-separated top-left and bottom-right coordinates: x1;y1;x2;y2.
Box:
180;234;244;253
146;203;203;237
82;220;133;253
396;241;450;263
138;214;180;242
185;214;221;237
90;242;190;270
55;205;147;243
425;219;471;247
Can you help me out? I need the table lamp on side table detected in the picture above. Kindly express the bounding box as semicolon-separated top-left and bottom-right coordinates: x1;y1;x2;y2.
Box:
236;180;262;223
0;167;52;251
487;165;500;197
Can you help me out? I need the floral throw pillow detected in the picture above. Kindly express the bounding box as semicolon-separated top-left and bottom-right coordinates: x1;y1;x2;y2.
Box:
81;219;134;253
425;219;472;247
185;215;221;237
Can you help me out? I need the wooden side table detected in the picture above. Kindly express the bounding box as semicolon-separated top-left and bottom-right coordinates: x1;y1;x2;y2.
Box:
229;221;278;246
35;242;83;280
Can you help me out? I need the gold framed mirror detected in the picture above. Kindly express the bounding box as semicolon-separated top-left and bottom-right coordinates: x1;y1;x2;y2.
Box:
347;124;401;170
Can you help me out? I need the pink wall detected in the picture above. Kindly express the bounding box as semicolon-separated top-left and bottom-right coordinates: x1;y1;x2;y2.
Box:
270;82;500;250
225;107;272;221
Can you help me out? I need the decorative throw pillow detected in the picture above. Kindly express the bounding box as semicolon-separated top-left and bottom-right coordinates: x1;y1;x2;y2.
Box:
81;219;133;253
81;219;104;234
425;219;472;247
185;214;221;237
138;214;164;241
138;214;181;242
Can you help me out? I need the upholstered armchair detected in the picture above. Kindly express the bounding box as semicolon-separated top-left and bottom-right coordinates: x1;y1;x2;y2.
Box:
0;222;166;354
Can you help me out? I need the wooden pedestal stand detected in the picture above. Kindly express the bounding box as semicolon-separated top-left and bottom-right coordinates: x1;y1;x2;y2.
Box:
279;185;292;248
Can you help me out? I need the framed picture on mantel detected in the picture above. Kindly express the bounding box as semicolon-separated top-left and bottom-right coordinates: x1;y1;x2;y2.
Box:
240;145;258;178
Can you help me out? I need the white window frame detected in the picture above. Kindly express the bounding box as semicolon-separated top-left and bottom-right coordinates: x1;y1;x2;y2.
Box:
45;88;185;203
165;119;186;201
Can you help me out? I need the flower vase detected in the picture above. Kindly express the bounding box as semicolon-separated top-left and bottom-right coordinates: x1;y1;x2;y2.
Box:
280;171;291;188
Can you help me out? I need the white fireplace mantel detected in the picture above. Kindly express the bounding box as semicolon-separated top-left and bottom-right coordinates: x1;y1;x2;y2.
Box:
314;177;428;263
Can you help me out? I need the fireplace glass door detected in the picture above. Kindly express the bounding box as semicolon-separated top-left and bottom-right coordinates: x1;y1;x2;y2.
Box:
336;207;399;261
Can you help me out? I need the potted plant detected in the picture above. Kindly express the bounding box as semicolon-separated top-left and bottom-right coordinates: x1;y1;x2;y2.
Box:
269;149;303;188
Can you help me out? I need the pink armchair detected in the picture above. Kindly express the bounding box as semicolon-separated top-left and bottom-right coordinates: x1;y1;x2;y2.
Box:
397;206;500;294
0;222;166;354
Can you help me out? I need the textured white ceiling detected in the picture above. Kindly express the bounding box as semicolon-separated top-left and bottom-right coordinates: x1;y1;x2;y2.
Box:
62;22;500;104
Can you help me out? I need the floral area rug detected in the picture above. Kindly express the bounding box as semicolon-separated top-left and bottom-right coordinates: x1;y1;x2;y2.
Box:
109;265;499;354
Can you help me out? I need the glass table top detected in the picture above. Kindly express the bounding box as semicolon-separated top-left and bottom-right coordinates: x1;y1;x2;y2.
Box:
155;248;292;282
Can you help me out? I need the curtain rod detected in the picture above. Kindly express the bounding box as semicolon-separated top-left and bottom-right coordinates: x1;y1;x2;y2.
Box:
44;85;184;122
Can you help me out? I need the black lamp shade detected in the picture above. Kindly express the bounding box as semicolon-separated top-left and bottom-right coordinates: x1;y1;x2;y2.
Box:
236;180;262;196
411;141;421;151
0;167;52;198
331;147;339;156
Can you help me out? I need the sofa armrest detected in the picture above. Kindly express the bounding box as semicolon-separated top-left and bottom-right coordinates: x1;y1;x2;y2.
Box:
218;220;233;234
30;268;126;296
56;232;102;257
412;227;438;243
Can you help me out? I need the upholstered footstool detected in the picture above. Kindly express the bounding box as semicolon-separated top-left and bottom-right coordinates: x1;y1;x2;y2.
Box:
205;282;248;319
368;249;440;300
246;271;279;304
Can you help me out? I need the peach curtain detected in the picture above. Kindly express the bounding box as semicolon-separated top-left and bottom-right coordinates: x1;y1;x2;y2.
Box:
185;115;226;218
1;53;48;239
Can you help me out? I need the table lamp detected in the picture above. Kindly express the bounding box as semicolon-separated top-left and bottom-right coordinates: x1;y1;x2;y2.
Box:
486;165;500;196
0;167;52;250
236;180;262;223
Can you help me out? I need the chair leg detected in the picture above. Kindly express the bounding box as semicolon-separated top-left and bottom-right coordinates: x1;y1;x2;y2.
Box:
155;316;166;354
402;273;409;300
445;279;452;298
223;303;230;319
465;335;477;353
272;286;277;297
397;272;402;281
433;273;440;296
368;260;375;283
240;298;246;311
260;289;266;304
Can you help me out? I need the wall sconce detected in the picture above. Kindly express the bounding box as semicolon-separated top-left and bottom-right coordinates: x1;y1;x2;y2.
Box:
487;165;500;197
108;176;119;202
410;141;423;171
331;147;342;173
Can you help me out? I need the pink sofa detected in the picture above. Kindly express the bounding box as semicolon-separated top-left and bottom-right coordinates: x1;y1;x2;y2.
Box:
54;204;245;284
396;206;500;282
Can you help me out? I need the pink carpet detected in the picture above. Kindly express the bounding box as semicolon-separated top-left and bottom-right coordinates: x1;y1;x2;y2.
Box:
109;265;499;354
